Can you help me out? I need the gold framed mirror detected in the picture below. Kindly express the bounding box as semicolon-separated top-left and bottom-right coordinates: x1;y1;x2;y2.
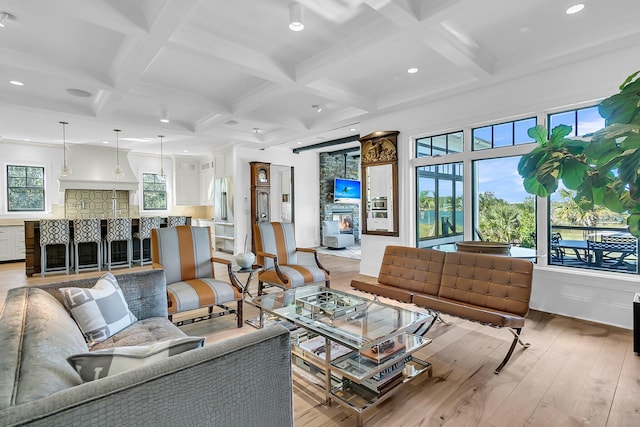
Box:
359;131;399;236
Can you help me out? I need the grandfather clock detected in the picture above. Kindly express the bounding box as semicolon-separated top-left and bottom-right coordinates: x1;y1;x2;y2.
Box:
250;162;271;229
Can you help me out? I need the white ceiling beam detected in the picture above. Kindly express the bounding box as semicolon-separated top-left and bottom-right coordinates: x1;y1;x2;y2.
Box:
94;0;201;117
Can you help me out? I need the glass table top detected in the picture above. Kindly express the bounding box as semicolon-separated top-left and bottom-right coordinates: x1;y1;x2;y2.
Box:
248;285;431;350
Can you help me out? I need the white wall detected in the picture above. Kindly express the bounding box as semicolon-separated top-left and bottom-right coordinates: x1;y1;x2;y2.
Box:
232;146;319;254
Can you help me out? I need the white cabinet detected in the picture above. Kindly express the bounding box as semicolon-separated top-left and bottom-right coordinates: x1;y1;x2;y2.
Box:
0;225;25;261
199;161;214;206
174;157;200;205
213;222;234;253
214;153;233;178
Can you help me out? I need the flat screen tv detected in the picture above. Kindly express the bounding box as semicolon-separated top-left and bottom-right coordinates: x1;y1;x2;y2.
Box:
334;178;361;204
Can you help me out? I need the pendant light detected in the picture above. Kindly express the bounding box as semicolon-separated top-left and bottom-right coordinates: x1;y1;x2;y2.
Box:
59;121;72;177
112;129;124;179
158;135;165;177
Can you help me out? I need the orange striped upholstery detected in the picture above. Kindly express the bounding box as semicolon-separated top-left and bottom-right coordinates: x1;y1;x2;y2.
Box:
253;222;329;289
152;226;241;315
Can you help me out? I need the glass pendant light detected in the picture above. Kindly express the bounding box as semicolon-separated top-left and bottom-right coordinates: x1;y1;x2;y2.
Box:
59;121;72;177
112;129;124;179
158;135;165;177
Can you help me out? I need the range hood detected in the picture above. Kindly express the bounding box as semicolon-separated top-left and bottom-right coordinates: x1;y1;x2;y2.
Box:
58;144;139;192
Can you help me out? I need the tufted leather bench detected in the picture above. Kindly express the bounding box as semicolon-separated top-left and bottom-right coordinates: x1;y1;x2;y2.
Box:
351;245;534;373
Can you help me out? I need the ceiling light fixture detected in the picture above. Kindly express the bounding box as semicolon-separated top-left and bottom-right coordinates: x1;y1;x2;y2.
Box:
289;3;304;31
0;12;16;28
158;135;165;177
407;67;418;74
112;129;124;179
160;111;170;123
566;4;584;14
9;80;23;86
312;104;322;112
59;121;72;177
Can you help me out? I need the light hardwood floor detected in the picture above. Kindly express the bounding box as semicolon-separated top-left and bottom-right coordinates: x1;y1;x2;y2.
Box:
1;255;639;427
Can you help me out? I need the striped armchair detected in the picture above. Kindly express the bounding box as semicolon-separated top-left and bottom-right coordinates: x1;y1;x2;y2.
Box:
253;222;330;295
151;225;243;327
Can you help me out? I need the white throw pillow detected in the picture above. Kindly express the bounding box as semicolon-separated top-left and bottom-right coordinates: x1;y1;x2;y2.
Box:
61;272;138;346
68;337;205;382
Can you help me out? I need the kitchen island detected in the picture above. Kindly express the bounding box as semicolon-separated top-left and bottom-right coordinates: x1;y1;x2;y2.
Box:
23;217;191;276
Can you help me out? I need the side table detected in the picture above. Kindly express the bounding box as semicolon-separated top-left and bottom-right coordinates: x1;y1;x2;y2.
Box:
232;264;262;298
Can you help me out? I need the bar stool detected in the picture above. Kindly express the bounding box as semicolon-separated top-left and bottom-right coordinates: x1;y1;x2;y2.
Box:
105;217;132;270
73;218;102;274
167;216;187;227
40;219;70;277
133;216;161;266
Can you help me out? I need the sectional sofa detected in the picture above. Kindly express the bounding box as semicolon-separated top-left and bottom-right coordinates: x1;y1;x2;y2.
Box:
0;269;293;426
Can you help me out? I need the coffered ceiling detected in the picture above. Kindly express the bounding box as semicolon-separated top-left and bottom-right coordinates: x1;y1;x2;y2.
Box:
0;0;637;155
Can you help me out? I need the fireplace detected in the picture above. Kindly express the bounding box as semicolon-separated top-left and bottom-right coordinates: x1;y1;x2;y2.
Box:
332;210;354;234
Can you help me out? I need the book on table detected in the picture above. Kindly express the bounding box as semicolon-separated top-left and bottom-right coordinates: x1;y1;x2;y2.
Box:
297;335;352;361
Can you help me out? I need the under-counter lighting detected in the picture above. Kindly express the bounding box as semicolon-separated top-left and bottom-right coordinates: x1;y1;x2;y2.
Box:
566;4;584;14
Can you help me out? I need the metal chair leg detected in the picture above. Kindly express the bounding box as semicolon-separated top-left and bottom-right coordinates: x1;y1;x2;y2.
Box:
494;327;530;374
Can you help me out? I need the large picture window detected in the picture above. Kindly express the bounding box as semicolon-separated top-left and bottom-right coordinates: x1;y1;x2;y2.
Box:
7;165;45;212
142;173;167;210
473;156;536;249
416;162;463;245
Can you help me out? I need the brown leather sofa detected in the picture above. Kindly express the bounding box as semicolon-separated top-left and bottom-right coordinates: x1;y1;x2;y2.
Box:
351;245;534;374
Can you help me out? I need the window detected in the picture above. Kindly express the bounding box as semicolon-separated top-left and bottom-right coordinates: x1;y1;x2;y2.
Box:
473;156;536;249
142;173;167;210
548;105;603;137
546;106;636;273
416;162;463;244
7;165;45;211
416;131;463;158
472;117;536;150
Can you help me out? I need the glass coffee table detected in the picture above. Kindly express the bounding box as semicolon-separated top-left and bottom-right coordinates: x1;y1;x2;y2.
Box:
247;285;434;426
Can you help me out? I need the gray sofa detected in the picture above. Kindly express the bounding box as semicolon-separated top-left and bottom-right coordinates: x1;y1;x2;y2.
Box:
0;270;293;426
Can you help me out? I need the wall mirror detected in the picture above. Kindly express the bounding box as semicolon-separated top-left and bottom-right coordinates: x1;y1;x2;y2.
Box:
359;131;399;236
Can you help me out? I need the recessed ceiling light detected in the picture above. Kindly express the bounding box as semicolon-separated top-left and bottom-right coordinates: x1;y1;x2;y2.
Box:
0;12;17;28
312;104;322;112
296;141;303;145
183;150;189;153
102;140;109;144
566;4;584;14
24;138;30;142
407;67;418;74
160;111;170;123
66;88;92;98
225;120;239;125
9;80;23;86
350;128;357;132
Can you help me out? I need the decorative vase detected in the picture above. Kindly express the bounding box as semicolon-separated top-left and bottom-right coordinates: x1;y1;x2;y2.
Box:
235;252;255;268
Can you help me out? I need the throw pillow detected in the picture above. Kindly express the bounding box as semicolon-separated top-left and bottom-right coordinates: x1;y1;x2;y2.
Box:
61;272;138;346
68;336;205;382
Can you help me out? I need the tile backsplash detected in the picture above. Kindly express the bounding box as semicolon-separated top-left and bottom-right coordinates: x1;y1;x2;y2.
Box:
65;190;129;219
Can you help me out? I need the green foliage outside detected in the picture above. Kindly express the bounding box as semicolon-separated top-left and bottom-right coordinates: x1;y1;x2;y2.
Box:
7;165;44;211
518;70;640;237
142;173;167;210
478;192;535;248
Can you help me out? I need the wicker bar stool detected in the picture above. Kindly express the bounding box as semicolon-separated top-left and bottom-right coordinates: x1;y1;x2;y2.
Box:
73;218;102;274
40;219;71;277
167;216;187;227
133;216;161;266
105;217;132;270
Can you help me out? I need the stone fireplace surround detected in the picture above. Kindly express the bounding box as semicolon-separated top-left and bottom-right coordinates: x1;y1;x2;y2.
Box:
319;151;360;243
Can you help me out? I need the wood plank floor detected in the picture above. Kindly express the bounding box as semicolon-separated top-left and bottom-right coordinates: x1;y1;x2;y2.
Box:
1;255;639;427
